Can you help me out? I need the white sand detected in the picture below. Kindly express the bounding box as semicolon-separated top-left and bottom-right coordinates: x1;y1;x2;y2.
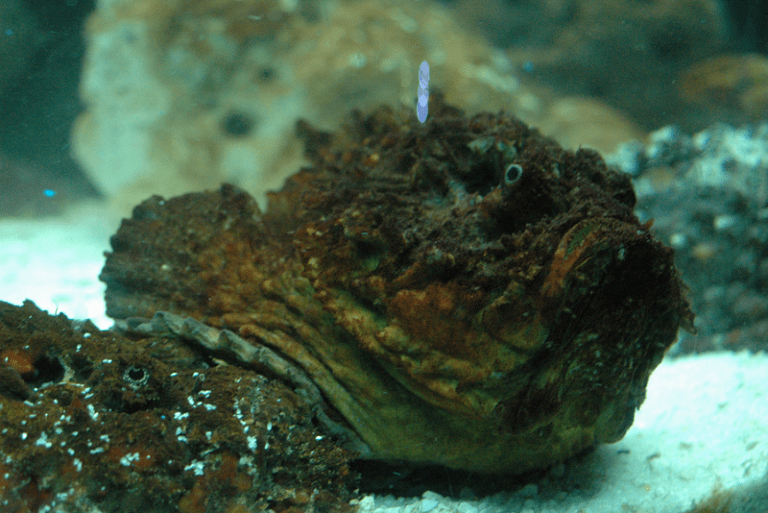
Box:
0;205;116;329
1;207;766;513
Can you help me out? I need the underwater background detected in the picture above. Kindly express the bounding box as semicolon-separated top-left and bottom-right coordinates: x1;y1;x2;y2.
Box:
1;1;768;512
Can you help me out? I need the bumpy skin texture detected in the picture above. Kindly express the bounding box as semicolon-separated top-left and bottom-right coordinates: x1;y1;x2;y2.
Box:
0;301;357;513
101;97;694;474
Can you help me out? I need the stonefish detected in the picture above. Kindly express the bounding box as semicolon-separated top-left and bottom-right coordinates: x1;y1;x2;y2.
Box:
101;97;694;474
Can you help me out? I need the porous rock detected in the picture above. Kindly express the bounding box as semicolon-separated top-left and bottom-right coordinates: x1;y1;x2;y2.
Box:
101;97;694;474
0;300;356;512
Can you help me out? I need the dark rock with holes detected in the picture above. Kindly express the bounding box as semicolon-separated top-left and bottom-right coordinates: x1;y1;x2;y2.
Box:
100;96;694;475
0;300;357;513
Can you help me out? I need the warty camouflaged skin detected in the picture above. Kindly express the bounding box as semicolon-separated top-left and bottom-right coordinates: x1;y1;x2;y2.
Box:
101;96;694;474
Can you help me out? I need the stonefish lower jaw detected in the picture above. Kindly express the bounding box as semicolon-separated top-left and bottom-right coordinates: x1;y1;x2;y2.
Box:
101;98;694;474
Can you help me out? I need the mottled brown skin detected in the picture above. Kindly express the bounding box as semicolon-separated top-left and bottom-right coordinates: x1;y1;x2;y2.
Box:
0;301;356;513
101;96;693;474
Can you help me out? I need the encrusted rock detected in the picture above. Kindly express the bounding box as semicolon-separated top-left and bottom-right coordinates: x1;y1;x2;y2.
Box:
101;97;694;474
0;300;356;512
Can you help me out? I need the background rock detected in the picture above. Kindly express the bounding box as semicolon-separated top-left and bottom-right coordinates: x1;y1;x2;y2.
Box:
608;122;768;354
71;0;642;213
